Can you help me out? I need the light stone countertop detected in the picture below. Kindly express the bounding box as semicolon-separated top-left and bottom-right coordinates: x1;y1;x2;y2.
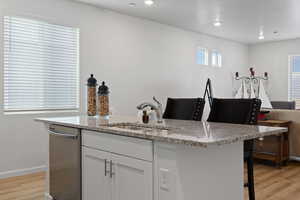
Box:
35;115;287;148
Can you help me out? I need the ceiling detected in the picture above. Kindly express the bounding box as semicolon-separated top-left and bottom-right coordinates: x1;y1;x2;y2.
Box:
75;0;300;44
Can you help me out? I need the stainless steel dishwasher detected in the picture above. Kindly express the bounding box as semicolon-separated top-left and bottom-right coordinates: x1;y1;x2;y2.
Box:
49;125;81;200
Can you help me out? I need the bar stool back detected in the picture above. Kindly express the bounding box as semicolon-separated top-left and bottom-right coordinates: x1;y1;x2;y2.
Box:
163;98;205;121
207;98;262;200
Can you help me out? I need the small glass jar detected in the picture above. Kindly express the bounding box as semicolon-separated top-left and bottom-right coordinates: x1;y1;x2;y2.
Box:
98;81;110;117
87;74;97;116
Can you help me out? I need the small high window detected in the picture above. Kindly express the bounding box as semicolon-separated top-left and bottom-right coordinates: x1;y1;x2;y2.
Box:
196;47;208;65
211;50;222;67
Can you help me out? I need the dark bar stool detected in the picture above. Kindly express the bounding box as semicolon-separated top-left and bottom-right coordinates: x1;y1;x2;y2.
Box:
163;98;205;121
207;98;261;200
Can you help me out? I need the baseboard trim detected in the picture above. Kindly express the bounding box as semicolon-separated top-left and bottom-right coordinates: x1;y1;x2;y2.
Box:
0;165;46;179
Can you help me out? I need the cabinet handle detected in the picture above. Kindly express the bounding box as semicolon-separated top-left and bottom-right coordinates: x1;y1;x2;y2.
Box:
110;160;115;178
104;159;108;176
49;130;78;139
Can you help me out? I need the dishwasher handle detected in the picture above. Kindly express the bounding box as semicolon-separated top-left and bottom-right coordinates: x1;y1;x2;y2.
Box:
49;130;79;139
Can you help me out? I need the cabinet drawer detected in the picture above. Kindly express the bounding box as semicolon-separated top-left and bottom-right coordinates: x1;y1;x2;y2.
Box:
82;130;153;162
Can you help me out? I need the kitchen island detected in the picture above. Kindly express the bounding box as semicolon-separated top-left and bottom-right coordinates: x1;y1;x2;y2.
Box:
36;115;287;200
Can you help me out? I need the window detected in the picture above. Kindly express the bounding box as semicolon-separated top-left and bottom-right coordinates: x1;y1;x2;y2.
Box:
196;47;208;65
211;50;222;67
4;16;79;112
288;55;300;108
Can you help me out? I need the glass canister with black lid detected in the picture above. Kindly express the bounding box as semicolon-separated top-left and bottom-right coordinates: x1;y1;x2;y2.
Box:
98;81;110;117
87;74;97;116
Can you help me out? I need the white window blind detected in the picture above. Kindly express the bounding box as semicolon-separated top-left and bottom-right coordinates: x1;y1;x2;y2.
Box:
196;47;208;65
288;55;300;109
4;16;79;112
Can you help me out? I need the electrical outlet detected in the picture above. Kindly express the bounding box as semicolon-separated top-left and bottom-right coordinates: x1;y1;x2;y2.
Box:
160;168;170;191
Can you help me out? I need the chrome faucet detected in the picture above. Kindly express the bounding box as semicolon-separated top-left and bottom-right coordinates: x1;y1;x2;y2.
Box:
137;96;163;123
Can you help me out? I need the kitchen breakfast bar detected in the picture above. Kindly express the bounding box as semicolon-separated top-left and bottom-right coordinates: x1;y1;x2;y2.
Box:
36;115;287;200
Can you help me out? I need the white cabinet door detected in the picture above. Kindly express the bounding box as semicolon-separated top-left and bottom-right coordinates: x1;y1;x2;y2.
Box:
111;154;153;200
82;147;111;200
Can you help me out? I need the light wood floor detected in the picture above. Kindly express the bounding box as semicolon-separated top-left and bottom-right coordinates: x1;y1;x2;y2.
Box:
244;161;300;200
0;172;45;200
1;162;300;200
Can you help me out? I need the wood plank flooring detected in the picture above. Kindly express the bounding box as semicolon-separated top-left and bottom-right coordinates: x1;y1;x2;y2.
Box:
0;172;45;200
0;162;300;200
244;161;300;200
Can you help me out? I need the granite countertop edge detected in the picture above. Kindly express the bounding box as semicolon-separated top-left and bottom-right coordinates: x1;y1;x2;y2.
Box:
35;118;287;148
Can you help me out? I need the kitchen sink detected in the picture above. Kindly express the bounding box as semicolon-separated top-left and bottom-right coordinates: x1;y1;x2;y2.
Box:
106;123;174;131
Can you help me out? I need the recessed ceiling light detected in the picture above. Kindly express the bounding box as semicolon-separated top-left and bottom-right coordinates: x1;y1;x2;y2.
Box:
144;0;154;6
213;21;222;27
129;2;136;7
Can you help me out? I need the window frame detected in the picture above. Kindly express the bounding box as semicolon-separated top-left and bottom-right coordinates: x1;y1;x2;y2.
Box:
3;16;80;114
196;46;209;66
211;49;222;67
288;55;299;100
287;55;300;110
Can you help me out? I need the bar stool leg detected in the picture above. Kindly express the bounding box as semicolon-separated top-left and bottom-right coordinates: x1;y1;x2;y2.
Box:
247;154;255;200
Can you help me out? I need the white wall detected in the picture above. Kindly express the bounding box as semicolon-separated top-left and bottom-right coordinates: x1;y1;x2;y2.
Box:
0;0;248;176
249;38;300;101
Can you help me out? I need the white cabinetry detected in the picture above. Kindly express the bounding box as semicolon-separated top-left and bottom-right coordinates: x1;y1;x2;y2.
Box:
112;154;153;200
82;130;153;200
82;147;111;200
